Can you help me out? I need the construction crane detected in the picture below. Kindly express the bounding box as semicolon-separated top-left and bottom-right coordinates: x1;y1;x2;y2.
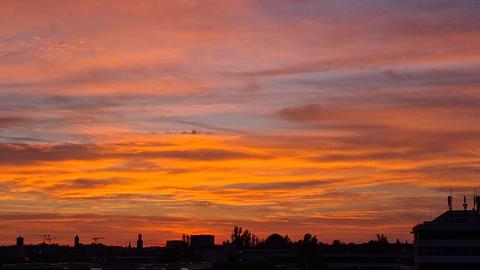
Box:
91;237;105;244
42;234;52;244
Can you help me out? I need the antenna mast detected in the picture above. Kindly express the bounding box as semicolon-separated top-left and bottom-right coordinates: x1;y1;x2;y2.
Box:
43;234;52;244
474;189;479;211
92;237;105;244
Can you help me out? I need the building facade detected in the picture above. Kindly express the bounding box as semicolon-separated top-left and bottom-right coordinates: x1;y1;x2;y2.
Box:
412;196;480;270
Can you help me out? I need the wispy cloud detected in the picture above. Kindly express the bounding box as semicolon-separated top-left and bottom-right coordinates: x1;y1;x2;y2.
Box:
0;0;479;245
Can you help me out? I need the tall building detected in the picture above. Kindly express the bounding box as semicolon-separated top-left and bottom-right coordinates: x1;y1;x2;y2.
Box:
137;234;143;250
16;236;24;257
190;235;215;250
74;235;80;248
412;195;480;269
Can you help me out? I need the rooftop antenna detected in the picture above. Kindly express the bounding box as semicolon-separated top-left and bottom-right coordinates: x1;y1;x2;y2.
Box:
92;237;105;244
42;234;51;245
448;195;453;211
474;189;479;211
450;189;453;208
463;195;468;211
448;190;454;223
473;189;477;210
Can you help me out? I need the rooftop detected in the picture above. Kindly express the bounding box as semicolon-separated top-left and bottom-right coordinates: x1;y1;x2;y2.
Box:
413;210;480;232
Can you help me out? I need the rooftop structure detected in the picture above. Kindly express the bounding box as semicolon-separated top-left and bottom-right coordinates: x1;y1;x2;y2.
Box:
412;195;480;269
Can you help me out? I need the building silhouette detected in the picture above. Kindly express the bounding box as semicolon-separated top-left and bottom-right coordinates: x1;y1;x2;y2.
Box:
190;235;214;250
166;240;185;250
7;198;480;270
413;195;480;269
137;234;143;249
16;236;24;258
264;233;290;250
74;235;80;248
135;234;144;256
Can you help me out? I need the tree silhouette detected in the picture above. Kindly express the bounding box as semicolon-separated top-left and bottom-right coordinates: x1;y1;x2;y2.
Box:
284;235;291;244
301;233;318;248
294;234;321;270
332;239;343;247
231;226;259;249
376;234;389;245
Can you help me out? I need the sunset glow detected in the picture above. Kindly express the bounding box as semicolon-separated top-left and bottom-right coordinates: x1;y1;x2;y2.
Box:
1;0;480;246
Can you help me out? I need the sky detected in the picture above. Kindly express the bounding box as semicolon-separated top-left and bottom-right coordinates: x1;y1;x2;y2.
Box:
1;0;480;246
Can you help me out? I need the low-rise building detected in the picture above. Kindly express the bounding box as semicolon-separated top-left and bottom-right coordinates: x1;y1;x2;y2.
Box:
190;235;215;250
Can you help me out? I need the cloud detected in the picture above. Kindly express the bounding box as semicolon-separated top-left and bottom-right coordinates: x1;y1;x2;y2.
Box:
0;117;25;128
399;163;480;182
0;135;50;143
223;179;335;190
0;143;99;165
46;177;131;191
0;0;479;244
123;148;271;161
0;142;271;165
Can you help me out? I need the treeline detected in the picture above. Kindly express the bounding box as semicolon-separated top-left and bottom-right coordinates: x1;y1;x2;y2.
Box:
181;226;410;252
205;227;412;270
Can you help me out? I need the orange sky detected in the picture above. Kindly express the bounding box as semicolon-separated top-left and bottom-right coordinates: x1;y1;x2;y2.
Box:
1;0;480;246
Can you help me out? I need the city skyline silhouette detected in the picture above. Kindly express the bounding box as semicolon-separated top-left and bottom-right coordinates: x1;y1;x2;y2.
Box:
2;200;480;269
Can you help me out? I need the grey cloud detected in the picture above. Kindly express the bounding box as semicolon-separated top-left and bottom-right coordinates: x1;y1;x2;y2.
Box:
0;143;99;165
0;117;26;128
45;177;131;191
0;143;271;165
